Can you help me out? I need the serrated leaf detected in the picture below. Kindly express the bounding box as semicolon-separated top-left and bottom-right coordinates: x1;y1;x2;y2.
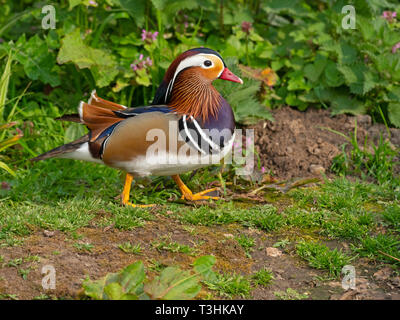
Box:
304;56;327;83
331;95;366;115
323;61;344;87
338;41;358;65
337;63;377;95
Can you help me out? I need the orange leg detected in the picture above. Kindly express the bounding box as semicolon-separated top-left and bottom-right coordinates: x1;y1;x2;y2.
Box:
172;175;220;201
121;173;155;208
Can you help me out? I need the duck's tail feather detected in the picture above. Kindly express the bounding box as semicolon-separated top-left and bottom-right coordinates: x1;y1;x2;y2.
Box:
30;134;89;161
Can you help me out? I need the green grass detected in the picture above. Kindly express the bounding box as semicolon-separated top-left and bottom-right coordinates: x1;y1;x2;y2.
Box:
151;237;198;256
353;234;400;265
274;288;309;300
382;205;400;233
204;272;252;299
251;268;274;287
296;241;353;278
118;242;143;255
73;242;94;252
235;234;255;258
331;125;399;187
175;203;284;231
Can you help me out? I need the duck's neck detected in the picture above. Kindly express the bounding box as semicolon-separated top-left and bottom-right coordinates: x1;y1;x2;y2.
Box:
168;69;222;123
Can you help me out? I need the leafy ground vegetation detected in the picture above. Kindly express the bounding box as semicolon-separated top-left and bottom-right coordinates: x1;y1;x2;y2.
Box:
0;0;399;300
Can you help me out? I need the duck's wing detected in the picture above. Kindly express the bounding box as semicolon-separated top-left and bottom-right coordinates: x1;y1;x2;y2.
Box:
32;92;175;163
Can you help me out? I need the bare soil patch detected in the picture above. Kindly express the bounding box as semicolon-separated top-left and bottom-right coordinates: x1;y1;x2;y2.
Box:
251;106;400;179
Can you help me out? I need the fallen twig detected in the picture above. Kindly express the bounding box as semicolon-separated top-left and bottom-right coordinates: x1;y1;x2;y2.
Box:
378;250;400;263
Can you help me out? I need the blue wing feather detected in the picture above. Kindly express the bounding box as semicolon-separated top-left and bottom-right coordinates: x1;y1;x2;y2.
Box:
96;105;173;141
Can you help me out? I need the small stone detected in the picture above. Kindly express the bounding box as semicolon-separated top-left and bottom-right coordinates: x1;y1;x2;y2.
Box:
356;114;372;127
223;233;234;239
266;247;282;257
309;164;325;175
43;230;55;237
286;146;293;154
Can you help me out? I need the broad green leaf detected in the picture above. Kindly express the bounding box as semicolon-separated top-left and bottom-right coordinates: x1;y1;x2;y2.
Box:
13;35;60;87
304;55;327;83
323;61;344;87
331;95;366;115
104;283;124;300
388;103;400;128
119;0;146;26
58;29;118;87
193;255;216;282
82;261;146;300
145;267;201;300
82;276;107;300
337;63;377;95
337;41;358;65
118;261;145;293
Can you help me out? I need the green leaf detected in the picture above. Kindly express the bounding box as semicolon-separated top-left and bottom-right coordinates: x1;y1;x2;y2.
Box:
0;160;16;176
82;261;146;300
388;103;400;128
119;0;146;27
304;55;327;83
57;29;118;87
82;276;106;300
145;267;201;300
193;255;217;282
118;261;145;293
323;61;344;87
13;35;60;87
337;63;377;95
64;123;86;144
104;283;124;300
338;41;358;65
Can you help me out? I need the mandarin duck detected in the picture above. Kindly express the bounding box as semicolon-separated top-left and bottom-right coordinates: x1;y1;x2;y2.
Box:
32;48;243;207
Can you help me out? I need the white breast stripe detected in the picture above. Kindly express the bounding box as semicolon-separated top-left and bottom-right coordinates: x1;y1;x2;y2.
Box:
183;115;206;155
190;116;220;151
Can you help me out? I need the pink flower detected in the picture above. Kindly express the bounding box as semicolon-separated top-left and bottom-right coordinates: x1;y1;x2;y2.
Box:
382;11;397;22
130;54;153;72
392;42;400;54
261;167;266;174
241;21;252;34
141;29;158;42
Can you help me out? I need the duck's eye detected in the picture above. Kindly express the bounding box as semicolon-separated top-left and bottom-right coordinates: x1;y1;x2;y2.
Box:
204;60;212;67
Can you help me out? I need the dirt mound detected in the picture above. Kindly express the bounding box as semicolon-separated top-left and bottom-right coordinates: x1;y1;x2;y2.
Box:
251;106;400;179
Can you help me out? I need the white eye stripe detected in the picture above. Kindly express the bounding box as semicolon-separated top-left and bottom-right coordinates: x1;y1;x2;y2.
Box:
165;54;223;101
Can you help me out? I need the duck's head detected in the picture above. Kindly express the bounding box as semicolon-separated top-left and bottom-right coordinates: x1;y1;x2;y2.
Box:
153;48;242;121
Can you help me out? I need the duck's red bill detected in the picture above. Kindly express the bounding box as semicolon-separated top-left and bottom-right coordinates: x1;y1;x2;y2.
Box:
219;68;243;84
